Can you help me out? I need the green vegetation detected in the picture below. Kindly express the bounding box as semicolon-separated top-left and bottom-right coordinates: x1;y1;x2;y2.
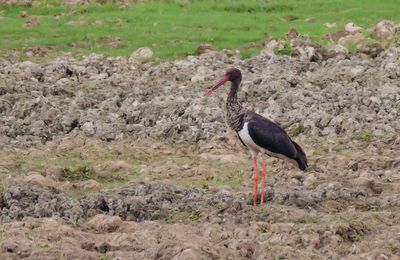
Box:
0;224;4;241
1;0;399;60
385;241;400;255
359;130;374;141
275;43;295;56
383;177;393;183
290;123;306;137
164;211;202;224
0;178;8;197
36;241;50;248
176;166;246;191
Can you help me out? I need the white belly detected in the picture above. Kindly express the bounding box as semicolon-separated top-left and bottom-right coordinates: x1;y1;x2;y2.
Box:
238;122;261;156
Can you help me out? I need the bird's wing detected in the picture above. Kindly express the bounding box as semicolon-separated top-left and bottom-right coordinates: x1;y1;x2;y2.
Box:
247;113;297;159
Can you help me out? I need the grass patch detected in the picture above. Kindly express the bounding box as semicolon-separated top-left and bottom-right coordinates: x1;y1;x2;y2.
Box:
208;170;243;188
0;224;4;242
275;42;295;56
290;123;306;137
0;0;399;60
0;178;8;197
164;210;202;224
4;149;147;193
359;130;374;141
36;241;50;248
383;177;393;183
385;241;400;255
64;165;94;180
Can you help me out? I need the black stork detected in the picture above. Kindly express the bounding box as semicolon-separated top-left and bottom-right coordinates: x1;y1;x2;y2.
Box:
205;68;308;207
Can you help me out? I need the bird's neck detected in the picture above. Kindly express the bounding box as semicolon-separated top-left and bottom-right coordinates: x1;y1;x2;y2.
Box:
227;79;241;106
225;79;244;132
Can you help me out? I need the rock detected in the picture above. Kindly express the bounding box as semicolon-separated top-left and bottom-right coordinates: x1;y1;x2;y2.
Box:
101;160;131;172
83;214;122;232
345;22;363;34
372;20;396;39
261;40;285;56
200;153;242;164
350;66;365;77
338;33;364;45
324;22;337;28
25;172;54;187
81;122;96;136
191;75;205;83
286;28;299;39
357;43;384;58
130;47;153;61
197;43;213;55
296;45;320;61
19;11;28;18
303;174;318;188
322;44;348;60
45;168;66;181
25;17;39;28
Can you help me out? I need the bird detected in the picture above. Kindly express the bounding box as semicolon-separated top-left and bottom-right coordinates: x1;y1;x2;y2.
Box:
205;68;308;207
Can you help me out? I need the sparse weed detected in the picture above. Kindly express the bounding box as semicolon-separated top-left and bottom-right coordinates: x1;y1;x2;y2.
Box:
189;211;201;222
290;123;306;137
0;179;8;197
275;43;295;56
385;241;400;254
37;242;50;248
383;177;393;183
359;130;374;141
0;224;4;241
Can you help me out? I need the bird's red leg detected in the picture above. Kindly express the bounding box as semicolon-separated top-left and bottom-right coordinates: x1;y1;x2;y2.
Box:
252;156;259;207
261;158;267;205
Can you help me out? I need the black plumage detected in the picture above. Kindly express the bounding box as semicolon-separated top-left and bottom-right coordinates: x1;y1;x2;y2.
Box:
247;112;308;171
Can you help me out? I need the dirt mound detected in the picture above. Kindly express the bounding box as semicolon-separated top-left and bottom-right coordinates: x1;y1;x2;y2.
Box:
0;34;399;258
1;179;400;259
0;45;399;148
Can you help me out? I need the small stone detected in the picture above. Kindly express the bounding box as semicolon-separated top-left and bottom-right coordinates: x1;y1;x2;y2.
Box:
45;167;66;181
130;47;153;61
197;43;213;55
344;22;363;34
372;20;396;39
26;172;54;187
19;11;29;18
338;33;364;45
81;122;96;136
286;28;299;39
102;160;131;172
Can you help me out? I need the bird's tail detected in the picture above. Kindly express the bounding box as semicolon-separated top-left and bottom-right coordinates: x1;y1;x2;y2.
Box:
291;140;308;171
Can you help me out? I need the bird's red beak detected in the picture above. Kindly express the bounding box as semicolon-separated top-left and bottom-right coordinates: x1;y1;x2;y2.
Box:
204;75;229;96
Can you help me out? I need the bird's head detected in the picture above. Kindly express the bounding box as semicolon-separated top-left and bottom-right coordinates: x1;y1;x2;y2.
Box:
204;68;242;96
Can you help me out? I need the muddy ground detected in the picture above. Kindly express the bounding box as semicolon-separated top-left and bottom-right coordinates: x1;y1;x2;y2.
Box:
0;35;400;259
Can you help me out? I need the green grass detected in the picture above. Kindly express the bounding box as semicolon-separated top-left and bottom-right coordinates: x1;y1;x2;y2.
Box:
289;123;306;137
0;178;8;197
1;0;399;60
0;224;4;242
359;130;374;141
36;242;50;248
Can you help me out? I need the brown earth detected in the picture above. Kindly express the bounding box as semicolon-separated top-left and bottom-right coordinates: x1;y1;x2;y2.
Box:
0;38;399;259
